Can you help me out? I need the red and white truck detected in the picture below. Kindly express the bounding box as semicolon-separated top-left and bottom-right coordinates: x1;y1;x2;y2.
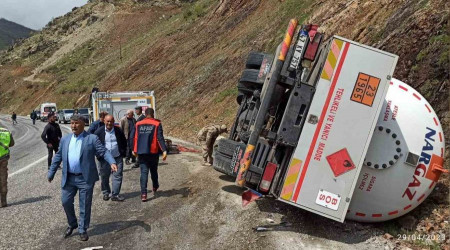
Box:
213;20;446;222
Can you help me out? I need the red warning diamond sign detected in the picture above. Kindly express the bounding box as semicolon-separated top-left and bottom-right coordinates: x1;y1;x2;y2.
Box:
326;148;355;177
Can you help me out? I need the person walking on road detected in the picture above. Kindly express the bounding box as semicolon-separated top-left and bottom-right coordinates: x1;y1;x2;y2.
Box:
30;110;37;125
94;115;127;202
48;114;118;241
197;124;227;166
120;110;137;166
0;127;15;207
11;112;17;125
41;112;62;169
134;106;146;169
133;108;167;202
87;111;107;134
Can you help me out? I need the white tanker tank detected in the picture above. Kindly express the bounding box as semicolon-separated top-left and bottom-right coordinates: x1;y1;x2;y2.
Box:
347;78;447;222
213;22;447;223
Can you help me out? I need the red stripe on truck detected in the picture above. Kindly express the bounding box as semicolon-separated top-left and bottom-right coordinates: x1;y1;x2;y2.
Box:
291;42;350;202
388;210;398;215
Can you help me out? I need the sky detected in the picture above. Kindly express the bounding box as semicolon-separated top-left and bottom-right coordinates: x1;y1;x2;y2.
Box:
0;0;88;30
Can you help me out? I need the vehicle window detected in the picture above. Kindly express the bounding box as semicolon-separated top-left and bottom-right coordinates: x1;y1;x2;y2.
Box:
79;109;89;114
64;109;74;113
44;107;56;112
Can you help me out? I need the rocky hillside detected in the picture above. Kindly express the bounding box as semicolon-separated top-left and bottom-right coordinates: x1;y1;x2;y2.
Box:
0;18;34;50
0;0;448;247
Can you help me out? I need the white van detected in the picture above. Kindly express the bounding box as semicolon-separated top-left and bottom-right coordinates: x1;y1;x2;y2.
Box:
40;103;57;122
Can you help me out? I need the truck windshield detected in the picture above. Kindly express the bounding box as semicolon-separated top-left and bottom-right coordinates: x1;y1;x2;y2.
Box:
44;107;56;112
79;109;89;114
64;109;74;114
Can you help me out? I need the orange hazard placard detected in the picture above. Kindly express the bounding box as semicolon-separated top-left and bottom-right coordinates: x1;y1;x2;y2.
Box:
425;154;446;182
350;72;380;107
326;148;356;177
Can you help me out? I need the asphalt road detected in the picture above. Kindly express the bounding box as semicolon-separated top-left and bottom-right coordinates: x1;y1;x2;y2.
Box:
0;115;392;250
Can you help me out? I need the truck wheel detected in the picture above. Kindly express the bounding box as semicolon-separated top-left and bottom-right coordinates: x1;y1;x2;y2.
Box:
213;153;236;177
216;138;245;157
236;93;245;105
245;52;266;69
239;69;264;89
237;83;254;94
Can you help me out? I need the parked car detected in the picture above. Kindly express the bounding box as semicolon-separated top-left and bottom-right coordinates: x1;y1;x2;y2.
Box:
35;110;41;120
78;108;90;124
58;109;74;124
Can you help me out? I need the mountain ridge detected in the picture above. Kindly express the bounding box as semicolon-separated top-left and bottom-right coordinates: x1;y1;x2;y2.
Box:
0;18;34;50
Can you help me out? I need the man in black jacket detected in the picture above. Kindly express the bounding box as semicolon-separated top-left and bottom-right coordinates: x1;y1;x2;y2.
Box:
30;110;37;125
41;112;62;169
88;111;107;134
94;115;127;201
135;106;145;122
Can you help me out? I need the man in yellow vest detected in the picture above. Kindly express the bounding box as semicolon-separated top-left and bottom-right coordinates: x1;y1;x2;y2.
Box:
0;127;15;207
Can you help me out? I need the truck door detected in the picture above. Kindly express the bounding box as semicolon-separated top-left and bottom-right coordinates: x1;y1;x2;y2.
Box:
278;37;398;222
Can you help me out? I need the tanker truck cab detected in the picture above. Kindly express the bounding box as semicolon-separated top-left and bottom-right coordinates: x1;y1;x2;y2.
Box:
213;21;446;223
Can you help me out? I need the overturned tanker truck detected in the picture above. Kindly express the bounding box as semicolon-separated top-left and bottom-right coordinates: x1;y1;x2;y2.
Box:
213;19;447;222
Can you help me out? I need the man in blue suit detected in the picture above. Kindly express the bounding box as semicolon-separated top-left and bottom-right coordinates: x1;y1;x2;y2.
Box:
48;114;118;241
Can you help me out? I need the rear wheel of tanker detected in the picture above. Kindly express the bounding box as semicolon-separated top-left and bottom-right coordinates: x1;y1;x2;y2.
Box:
213;138;246;177
239;69;264;89
216;138;244;158
236;93;245;105
245;52;266;69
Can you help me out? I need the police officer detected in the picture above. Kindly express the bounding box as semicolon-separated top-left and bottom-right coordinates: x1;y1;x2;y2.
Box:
197;124;227;166
133;108;167;202
0;127;15;207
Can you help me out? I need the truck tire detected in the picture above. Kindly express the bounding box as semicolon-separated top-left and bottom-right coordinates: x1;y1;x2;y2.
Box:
216;138;245;157
236;92;246;105
239;69;264;89
237;83;253;93
213;153;235;176
245;52;266;69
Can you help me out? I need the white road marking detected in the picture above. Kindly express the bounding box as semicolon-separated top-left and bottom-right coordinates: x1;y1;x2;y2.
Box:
8;155;48;178
15;123;30;142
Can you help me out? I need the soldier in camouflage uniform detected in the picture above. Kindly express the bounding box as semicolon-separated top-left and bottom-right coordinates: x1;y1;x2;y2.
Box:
0;127;15;207
197;124;227;166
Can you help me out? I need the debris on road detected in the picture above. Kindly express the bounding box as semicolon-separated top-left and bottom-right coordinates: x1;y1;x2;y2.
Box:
81;246;103;250
242;189;262;207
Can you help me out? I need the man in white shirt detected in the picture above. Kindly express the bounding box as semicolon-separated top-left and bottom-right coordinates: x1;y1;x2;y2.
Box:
94;115;127;201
